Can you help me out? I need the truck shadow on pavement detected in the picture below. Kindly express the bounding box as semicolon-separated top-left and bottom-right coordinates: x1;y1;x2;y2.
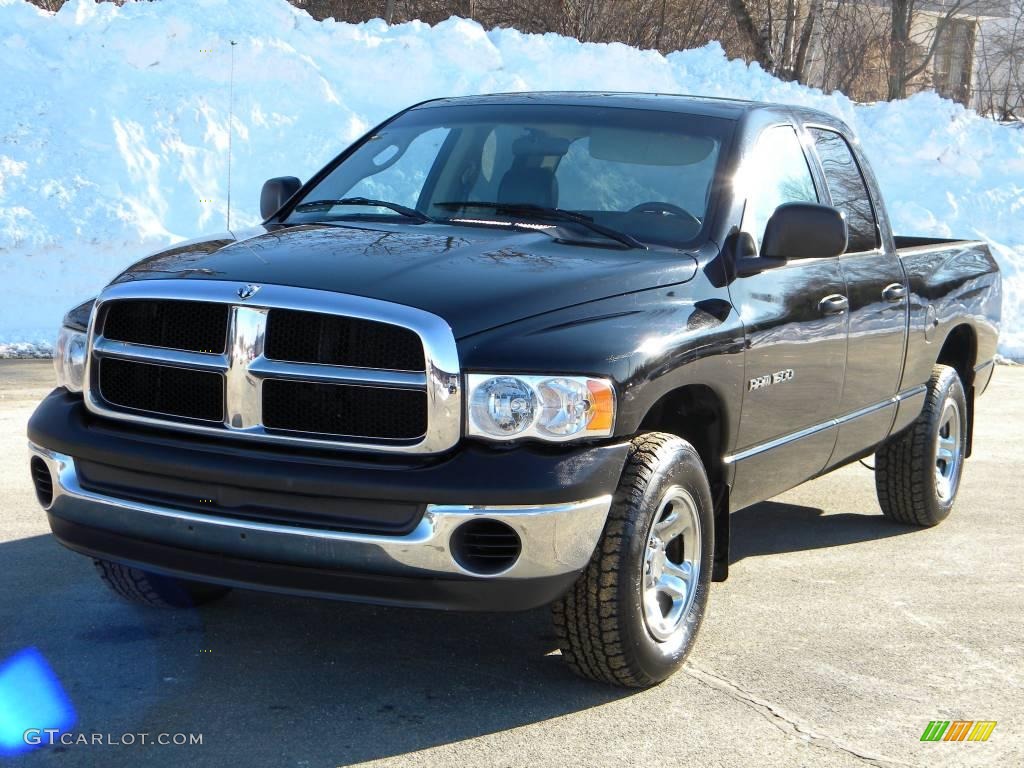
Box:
729;500;917;562
1;533;637;768
4;503;916;766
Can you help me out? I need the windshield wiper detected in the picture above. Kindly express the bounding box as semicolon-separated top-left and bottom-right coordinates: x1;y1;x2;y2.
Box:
292;197;431;222
435;201;646;250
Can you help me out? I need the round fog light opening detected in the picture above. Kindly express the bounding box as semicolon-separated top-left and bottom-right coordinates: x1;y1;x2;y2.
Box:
30;457;54;508
450;519;522;575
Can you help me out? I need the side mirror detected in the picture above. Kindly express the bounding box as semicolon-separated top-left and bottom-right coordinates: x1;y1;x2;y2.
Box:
260;176;302;220
762;202;847;260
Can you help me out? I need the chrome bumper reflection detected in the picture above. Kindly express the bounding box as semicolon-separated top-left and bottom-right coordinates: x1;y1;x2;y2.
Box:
29;444;611;580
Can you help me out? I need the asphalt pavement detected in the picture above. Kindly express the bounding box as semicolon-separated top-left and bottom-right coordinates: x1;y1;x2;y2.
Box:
1;359;1021;768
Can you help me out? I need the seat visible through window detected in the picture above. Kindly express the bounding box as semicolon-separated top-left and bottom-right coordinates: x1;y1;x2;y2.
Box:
497;164;559;208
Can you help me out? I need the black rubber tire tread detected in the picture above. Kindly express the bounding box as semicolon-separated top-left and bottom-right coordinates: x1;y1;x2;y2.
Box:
93;559;231;608
552;432;711;688
875;365;966;527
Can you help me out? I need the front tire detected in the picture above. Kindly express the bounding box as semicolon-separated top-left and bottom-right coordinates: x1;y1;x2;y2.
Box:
552;433;714;687
875;364;967;526
94;559;232;608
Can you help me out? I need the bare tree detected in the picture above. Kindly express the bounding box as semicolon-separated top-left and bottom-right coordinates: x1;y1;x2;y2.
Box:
720;1;826;82
887;0;983;100
779;0;798;75
809;0;892;99
792;0;823;82
728;0;775;69
973;0;1024;119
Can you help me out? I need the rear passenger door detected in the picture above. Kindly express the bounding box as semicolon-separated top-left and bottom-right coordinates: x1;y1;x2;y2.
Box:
806;127;909;468
727;125;849;510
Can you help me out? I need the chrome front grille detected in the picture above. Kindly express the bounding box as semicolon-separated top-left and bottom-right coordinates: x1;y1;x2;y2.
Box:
84;280;462;454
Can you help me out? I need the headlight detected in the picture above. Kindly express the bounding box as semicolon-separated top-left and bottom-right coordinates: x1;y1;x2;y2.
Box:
467;374;615;442
54;325;88;393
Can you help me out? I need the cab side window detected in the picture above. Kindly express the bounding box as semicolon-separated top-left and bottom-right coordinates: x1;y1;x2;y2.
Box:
808;128;880;253
741;125;818;248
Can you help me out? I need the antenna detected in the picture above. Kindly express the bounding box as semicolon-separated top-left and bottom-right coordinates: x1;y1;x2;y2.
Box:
226;40;237;232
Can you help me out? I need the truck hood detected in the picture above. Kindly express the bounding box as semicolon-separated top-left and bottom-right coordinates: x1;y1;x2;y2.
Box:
113;222;699;338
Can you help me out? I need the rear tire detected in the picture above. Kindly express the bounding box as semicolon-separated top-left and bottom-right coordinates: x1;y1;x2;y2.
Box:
875;364;967;526
552;432;714;687
93;559;232;608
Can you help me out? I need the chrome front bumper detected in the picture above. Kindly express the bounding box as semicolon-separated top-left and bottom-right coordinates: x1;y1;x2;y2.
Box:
29;444;611;582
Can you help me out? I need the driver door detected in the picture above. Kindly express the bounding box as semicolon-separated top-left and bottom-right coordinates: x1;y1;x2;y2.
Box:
728;125;849;509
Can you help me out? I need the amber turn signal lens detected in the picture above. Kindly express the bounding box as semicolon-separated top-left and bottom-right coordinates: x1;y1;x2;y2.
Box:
586;379;615;432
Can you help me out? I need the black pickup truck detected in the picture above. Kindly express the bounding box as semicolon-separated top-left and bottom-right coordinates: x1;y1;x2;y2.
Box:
29;93;1000;687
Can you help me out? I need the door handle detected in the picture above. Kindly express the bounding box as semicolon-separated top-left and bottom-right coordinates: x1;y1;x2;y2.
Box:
882;283;907;302
818;294;849;316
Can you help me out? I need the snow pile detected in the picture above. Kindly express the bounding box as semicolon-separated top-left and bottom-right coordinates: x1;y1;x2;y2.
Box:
1;0;1022;358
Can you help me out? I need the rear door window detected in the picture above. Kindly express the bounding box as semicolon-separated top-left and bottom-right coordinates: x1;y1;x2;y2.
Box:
808;128;880;253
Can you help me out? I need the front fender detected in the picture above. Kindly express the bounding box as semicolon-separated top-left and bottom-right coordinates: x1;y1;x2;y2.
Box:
457;277;746;445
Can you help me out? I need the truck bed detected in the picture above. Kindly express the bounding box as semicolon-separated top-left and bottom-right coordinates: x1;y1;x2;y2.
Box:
893;234;982;250
891;235;1000;397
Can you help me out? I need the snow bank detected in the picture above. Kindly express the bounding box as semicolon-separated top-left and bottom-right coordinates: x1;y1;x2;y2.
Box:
1;0;1022;358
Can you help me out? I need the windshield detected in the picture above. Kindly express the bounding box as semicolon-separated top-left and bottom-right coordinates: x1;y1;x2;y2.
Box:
286;103;734;248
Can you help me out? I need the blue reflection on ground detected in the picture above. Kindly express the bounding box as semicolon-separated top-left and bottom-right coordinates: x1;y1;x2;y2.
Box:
0;647;76;756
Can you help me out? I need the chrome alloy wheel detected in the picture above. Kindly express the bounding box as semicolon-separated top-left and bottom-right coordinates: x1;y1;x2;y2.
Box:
935;398;963;502
642;486;702;642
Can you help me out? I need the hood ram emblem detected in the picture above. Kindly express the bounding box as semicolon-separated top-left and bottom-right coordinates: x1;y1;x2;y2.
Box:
237;284;261;300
